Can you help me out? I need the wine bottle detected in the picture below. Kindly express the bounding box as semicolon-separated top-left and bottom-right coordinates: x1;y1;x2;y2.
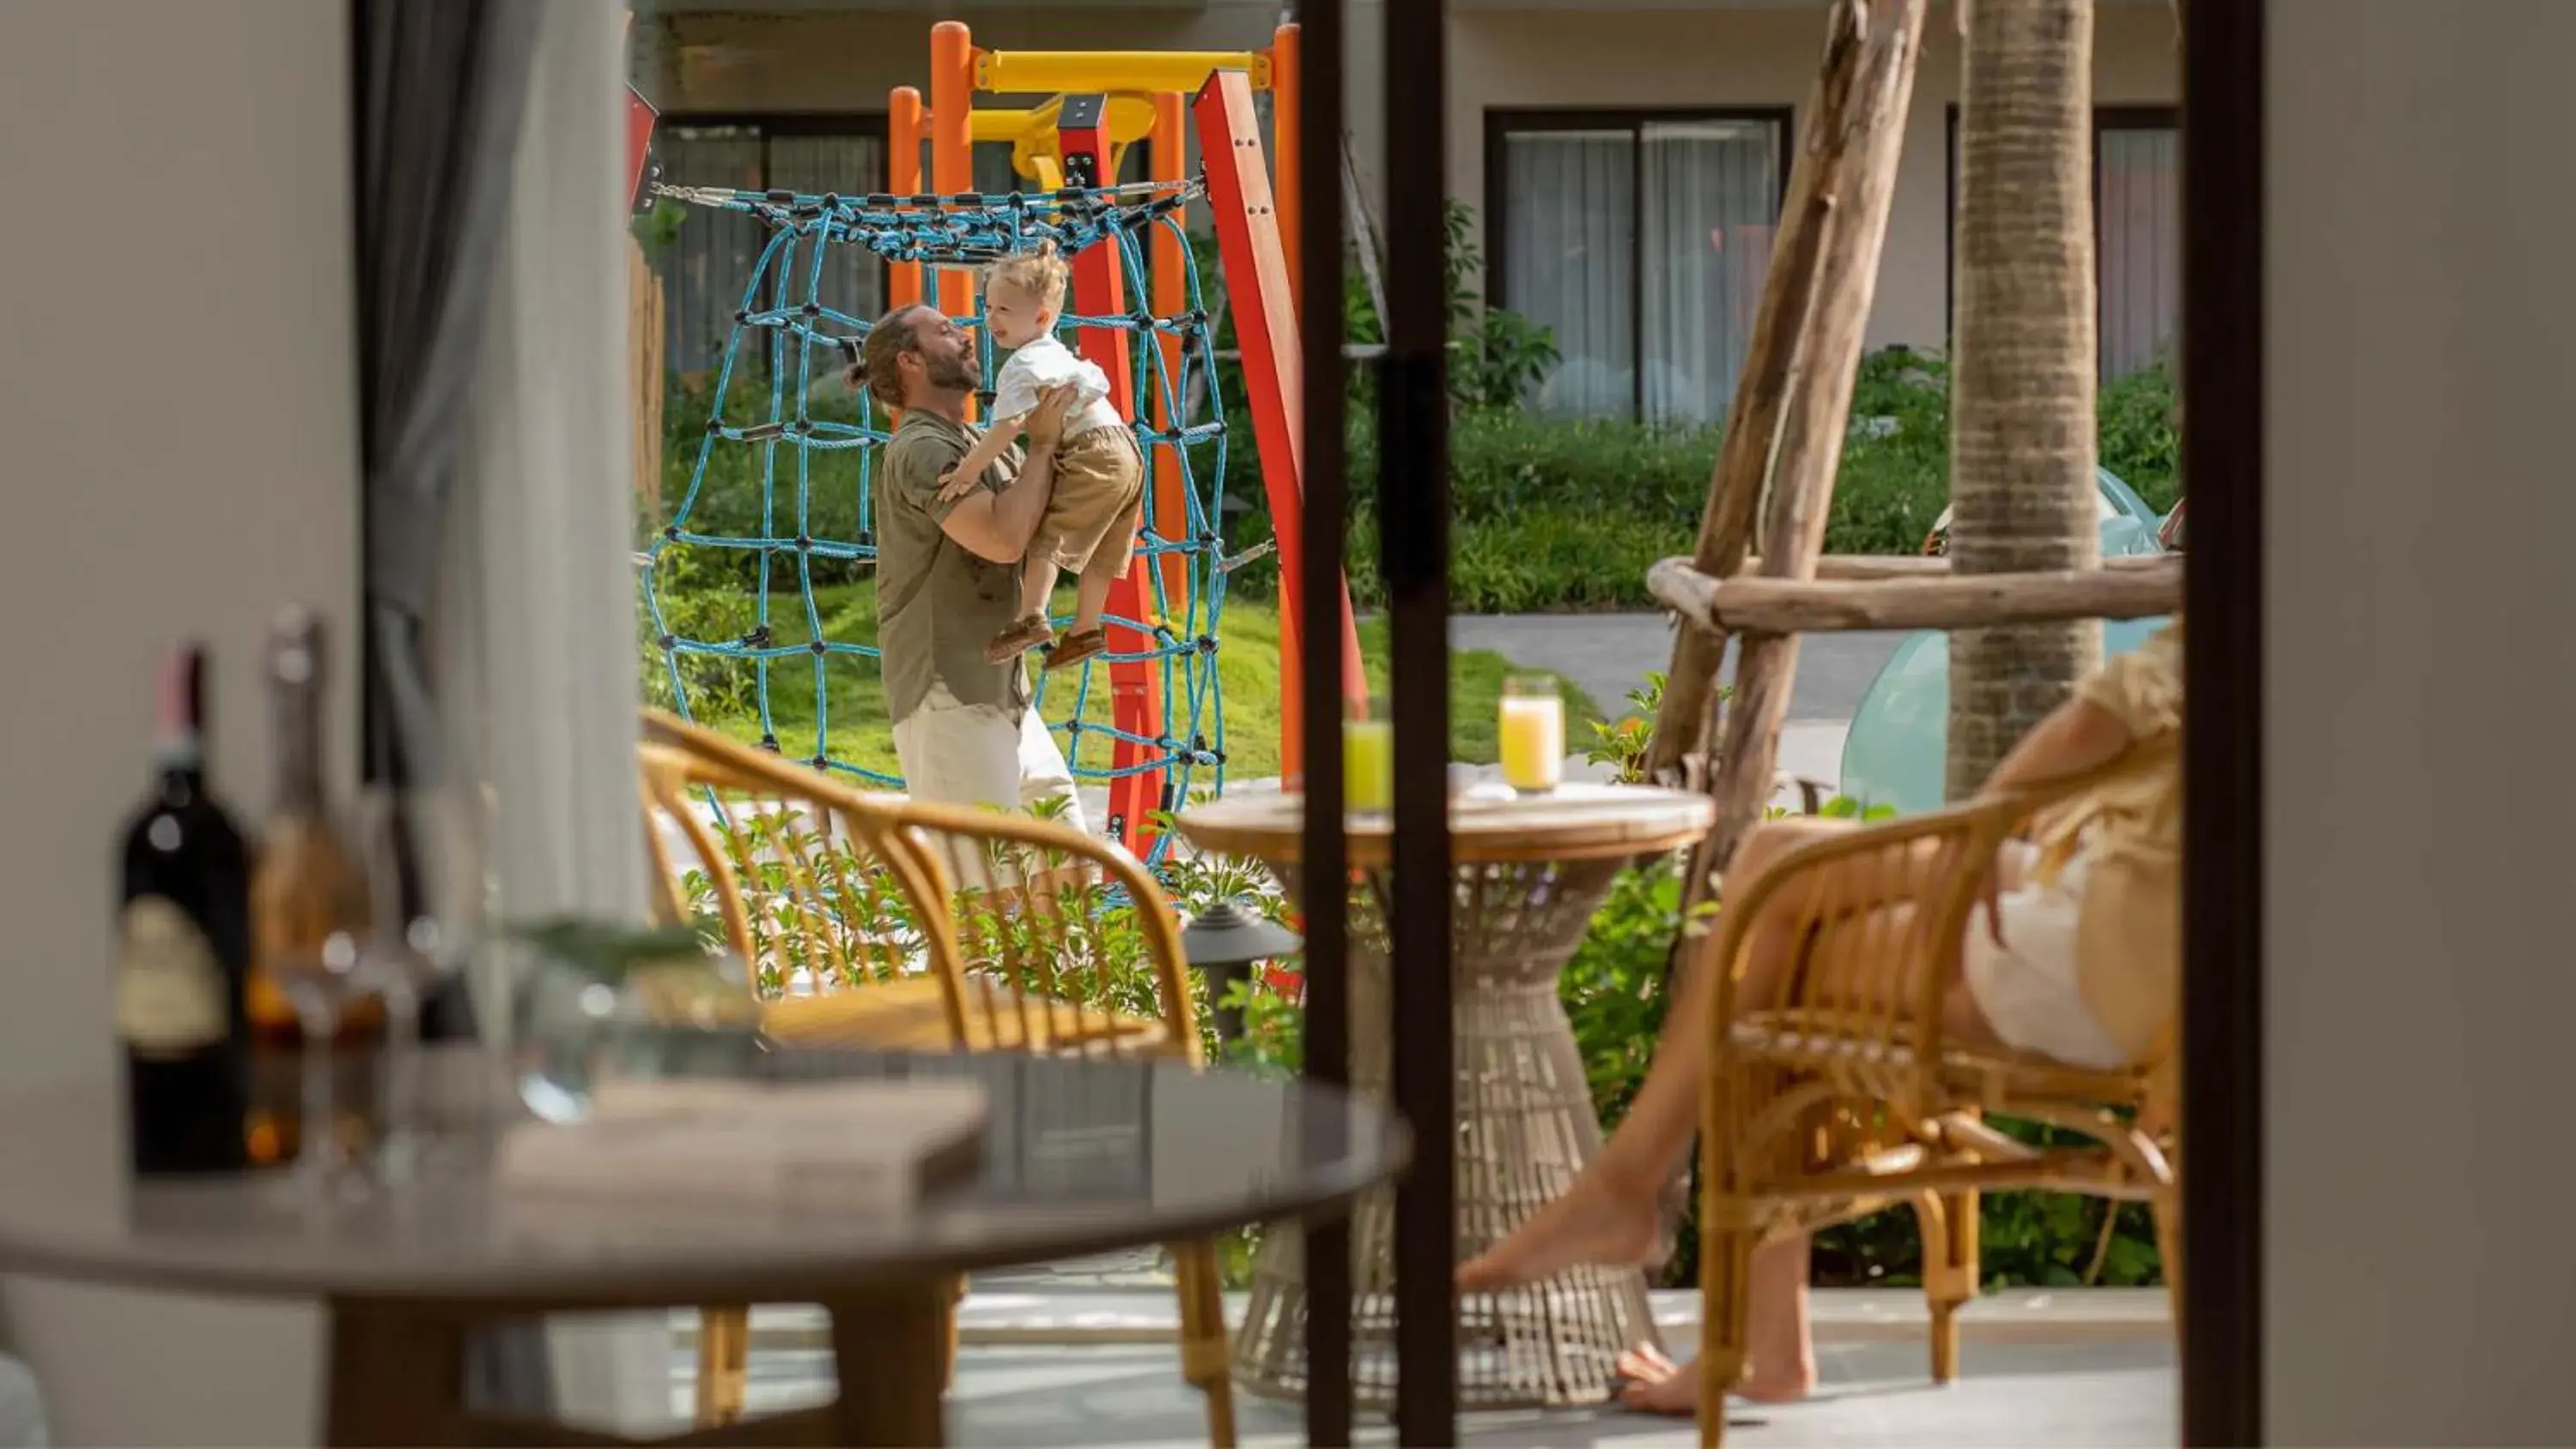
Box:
246;609;380;1162
118;644;252;1175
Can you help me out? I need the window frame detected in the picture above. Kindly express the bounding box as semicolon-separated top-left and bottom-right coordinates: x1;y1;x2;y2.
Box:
656;109;895;183
1943;102;2183;376
1483;106;1795;421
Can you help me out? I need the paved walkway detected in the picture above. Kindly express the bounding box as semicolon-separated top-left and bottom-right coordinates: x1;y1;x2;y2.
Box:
1449;615;1909;724
677;1331;2175;1446
678;1287;2171;1354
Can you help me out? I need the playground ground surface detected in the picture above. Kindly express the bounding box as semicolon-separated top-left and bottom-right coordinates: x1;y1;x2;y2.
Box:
681;589;1607;788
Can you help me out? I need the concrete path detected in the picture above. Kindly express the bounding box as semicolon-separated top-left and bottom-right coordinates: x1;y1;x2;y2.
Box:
1449;615;1909;724
678;1286;2170;1354
678;1333;2175;1446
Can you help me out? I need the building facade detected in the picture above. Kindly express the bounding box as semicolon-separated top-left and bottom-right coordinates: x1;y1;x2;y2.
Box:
633;0;2178;421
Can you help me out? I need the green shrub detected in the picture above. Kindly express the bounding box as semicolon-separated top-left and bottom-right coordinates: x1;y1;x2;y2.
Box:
652;299;2181;618
2099;356;2181;511
637;537;764;721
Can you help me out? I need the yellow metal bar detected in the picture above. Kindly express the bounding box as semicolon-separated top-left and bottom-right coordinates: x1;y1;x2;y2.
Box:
972;96;1163;185
975;96;1157;150
971;104;1056;143
975;50;1271;95
1097;94;1160;143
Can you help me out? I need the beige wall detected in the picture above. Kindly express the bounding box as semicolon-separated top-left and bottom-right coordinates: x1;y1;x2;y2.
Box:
635;2;1386;259
1449;1;2179;350
641;3;1303;112
637;3;2173;355
2265;0;2576;1440
637;1;1385;160
0;0;358;1440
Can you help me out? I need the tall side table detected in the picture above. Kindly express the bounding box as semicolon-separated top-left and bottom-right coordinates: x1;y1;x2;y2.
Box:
1177;784;1713;1412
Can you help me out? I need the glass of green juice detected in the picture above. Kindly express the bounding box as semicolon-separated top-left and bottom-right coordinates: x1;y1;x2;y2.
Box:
1343;696;1393;815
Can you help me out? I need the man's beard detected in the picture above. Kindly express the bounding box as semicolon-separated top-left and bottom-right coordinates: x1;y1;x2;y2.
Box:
926;349;980;391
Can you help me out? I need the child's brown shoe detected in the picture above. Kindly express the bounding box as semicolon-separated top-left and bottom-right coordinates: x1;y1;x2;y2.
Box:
985;614;1054;663
1047;627;1109;669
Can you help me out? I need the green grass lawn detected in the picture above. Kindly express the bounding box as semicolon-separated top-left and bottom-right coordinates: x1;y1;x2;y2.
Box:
653;583;1601;785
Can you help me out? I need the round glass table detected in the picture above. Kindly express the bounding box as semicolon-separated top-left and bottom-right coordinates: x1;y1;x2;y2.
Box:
0;1048;1406;1446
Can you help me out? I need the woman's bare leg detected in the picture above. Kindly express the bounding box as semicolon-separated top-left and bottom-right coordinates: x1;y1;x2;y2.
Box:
1461;815;2019;1415
1457;819;1860;1288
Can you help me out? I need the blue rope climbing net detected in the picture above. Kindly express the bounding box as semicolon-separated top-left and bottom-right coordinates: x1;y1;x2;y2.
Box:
640;179;1241;858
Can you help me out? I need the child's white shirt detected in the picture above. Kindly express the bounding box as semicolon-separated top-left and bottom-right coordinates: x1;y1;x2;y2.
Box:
990;335;1124;438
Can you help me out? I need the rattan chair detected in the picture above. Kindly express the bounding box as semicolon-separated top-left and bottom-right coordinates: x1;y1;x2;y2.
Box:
1690;743;2181;1446
636;710;1234;1445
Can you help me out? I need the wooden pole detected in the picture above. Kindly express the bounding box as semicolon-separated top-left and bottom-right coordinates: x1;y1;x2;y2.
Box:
629;234;665;512
1648;555;2180;634
1738;551;2172;580
1702;0;1927;873
1640;2;1869;790
1342;131;1389;339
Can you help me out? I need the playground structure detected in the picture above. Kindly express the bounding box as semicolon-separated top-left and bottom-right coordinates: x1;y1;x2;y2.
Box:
894;22;1360;850
638;26;1364;859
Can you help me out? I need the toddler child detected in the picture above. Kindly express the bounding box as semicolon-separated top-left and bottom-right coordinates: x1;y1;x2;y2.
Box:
935;241;1145;669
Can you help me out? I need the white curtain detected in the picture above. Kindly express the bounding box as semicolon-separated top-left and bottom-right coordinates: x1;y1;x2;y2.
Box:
436;0;665;1428
1640;118;1778;424
1501;118;1780;422
2098;124;2180;378
1503;130;1634;418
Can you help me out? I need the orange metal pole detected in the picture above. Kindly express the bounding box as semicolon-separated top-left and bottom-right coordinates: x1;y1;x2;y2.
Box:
888;87;925;312
929;22;975;324
1149;93;1190;621
1271;25;1303;318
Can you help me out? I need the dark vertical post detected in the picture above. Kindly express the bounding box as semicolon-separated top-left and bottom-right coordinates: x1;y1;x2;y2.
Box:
1295;0;1355;1443
2178;0;2264;1441
1382;0;1458;1440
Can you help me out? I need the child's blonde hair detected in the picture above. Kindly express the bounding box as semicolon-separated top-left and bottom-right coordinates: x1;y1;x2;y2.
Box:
987;240;1070;310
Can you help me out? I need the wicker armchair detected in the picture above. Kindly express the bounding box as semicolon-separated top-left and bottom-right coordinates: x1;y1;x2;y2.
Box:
635;710;1233;1445
1692;743;2180;1446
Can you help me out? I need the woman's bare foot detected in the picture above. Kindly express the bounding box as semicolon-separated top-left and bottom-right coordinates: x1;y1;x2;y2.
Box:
1455;1171;1662;1292
1611;1344;1816;1416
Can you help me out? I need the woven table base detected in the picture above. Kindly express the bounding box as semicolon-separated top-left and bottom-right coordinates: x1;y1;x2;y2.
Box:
1230;858;1664;1411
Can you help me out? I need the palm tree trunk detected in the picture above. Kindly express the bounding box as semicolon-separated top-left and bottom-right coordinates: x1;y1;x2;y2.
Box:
1947;0;2103;803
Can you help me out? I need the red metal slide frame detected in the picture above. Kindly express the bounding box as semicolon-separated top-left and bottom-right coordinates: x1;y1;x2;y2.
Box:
625;87;658;211
1058;97;1168;851
1192;70;1368;781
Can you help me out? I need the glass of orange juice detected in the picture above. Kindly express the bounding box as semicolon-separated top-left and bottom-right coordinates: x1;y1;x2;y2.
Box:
1343;696;1394;815
1498;676;1564;794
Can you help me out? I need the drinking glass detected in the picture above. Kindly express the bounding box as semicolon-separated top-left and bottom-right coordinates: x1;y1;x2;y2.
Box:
351;777;490;1178
1498;675;1565;794
270;925;372;1199
1343;695;1393;815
